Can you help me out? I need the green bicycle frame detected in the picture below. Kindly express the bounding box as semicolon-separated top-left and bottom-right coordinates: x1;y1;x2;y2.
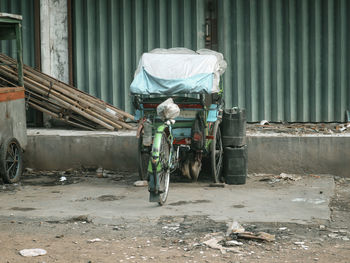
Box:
148;123;174;195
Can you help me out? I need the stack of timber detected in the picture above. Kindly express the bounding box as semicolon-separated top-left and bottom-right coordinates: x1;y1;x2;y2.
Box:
0;54;134;130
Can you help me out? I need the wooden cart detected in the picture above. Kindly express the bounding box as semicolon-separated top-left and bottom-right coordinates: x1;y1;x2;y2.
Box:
0;13;26;183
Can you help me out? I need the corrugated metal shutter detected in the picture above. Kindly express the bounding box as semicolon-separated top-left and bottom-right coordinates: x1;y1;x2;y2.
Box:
72;0;205;114
73;0;350;122
0;0;36;67
218;0;350;122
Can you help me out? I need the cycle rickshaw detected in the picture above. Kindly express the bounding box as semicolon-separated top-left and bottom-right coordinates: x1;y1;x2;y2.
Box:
131;48;227;205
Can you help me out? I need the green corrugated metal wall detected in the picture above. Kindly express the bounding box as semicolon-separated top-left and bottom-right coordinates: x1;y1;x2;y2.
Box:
73;0;350;122
0;0;37;125
0;0;36;67
218;0;350;122
72;0;205;114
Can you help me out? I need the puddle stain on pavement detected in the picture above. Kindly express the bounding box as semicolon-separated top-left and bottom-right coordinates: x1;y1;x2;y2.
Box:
233;204;245;208
97;195;125;201
10;207;36;211
168;200;211;206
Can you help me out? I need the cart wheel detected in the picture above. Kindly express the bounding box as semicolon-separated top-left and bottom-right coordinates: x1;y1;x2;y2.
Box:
157;132;170;206
138;134;150;180
0;138;23;184
211;121;223;183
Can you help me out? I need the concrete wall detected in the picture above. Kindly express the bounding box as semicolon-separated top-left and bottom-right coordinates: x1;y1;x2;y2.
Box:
247;135;350;178
40;0;69;126
24;129;350;177
24;130;137;171
40;0;69;83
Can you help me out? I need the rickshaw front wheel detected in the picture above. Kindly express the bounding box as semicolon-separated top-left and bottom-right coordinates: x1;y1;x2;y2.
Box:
211;120;224;183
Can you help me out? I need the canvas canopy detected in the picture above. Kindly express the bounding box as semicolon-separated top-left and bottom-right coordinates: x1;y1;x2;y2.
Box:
130;48;227;95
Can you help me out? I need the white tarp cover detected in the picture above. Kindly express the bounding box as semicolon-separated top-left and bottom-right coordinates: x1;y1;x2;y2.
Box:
130;48;227;95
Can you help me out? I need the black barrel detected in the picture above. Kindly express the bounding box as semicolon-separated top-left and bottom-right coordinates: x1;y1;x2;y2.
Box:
223;145;247;185
221;108;246;147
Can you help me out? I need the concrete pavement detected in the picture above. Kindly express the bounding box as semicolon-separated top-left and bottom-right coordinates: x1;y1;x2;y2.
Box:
0;173;334;225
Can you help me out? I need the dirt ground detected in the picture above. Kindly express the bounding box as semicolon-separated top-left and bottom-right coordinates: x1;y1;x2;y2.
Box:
0;171;349;263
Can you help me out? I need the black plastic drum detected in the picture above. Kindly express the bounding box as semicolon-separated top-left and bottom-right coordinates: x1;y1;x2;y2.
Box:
221;108;246;147
223;145;247;185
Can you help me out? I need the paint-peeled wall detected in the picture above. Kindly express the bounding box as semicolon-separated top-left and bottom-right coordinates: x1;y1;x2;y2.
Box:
40;0;69;83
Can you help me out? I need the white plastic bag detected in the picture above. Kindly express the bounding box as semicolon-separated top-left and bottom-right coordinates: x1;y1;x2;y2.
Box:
156;98;180;120
19;248;47;257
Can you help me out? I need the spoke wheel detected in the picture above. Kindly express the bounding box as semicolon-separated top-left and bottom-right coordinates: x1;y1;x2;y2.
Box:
0;138;23;184
211;121;223;183
138;133;150;180
158;133;170;205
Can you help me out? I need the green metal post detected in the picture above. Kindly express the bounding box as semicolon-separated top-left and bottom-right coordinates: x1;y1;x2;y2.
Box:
15;23;23;87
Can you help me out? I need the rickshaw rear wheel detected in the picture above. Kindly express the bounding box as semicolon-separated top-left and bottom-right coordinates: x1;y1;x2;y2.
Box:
138;134;151;180
211;120;224;183
0;138;23;184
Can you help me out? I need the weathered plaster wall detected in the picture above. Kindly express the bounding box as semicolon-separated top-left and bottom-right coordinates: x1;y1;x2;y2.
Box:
40;0;69;83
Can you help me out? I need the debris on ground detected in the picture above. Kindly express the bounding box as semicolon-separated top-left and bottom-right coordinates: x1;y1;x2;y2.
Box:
292;198;326;205
309;174;321;178
59;176;67;182
203;221;276;254
203;236;241;254
236;231;275;242
0;54;134;130
260;120;269;125
209;183;226;188
96;167;104;178
113;226;125;231
226;221;245;236
21;168;128;185
69;215;92;223
319;225;326;230
247;122;350;135
257;173;302;184
25;168;34;173
336;124;347;132
88;238;102;243
226;221;275;242
19;248;47;257
225;240;244;246
134;180;148;187
293;241;309;250
277;173;302;181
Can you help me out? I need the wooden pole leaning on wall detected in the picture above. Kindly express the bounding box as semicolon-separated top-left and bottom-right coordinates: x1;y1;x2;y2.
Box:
0;66;115;130
0;54;136;130
0;54;135;121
